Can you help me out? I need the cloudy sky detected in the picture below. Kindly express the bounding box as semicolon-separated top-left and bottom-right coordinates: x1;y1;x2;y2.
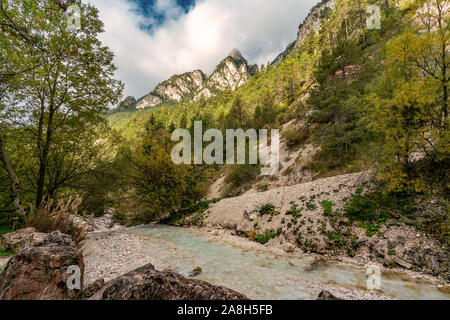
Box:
88;0;319;100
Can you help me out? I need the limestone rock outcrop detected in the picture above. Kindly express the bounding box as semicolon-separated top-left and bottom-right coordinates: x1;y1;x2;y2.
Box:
134;49;256;110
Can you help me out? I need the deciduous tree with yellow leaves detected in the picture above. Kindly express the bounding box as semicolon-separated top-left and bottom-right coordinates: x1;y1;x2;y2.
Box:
366;0;449;192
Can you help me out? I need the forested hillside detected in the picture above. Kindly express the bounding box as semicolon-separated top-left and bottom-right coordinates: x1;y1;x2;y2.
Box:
0;0;448;249
105;0;447;227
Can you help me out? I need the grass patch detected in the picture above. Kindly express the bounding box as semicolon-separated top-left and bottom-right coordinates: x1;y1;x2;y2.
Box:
344;189;409;237
255;230;277;244
306;202;317;211
321;200;339;217
248;229;278;244
259;204;280;216
326;231;346;247
0;225;13;236
0;249;13;258
285;202;302;217
357;222;382;237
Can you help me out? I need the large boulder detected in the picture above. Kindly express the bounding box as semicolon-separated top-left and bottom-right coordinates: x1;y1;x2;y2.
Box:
0;227;47;252
89;264;248;300
0;231;84;300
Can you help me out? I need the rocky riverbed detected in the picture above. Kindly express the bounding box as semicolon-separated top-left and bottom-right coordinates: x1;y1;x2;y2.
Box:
81;225;449;300
1;211;447;300
81;229;390;300
82;231;172;285
193;172;450;282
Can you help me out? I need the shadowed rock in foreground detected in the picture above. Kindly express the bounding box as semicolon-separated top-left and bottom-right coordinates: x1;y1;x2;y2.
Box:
316;291;343;300
0;232;84;300
89;263;248;300
0;228;248;300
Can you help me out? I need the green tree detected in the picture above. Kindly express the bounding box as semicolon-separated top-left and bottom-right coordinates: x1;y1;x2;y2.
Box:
2;1;122;211
225;95;247;129
366;19;448;192
123;123;194;222
307;34;369;170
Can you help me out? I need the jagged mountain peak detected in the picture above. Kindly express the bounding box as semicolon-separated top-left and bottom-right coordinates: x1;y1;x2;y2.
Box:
228;48;245;64
132;52;256;110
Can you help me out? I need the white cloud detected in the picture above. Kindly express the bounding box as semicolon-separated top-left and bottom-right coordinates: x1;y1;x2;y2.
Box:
88;0;318;99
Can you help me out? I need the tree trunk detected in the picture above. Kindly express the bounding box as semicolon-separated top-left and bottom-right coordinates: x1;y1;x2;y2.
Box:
439;2;448;127
36;107;55;208
35;157;46;208
0;136;26;220
444;82;448;125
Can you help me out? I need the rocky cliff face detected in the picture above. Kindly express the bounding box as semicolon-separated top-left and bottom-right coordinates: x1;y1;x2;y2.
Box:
206;49;256;92
116;96;137;112
154;70;206;103
135;49;256;110
293;0;335;51
136;94;163;109
272;0;335;65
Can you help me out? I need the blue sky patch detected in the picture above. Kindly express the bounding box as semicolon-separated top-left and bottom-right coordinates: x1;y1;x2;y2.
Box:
128;0;196;32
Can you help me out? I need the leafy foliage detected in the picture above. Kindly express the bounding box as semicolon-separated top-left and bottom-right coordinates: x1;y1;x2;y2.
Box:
285;202;303;217
0;225;12;236
0;0;123;226
259;204;280;216
254;229;278;244
321;200;337;217
0;0;447;240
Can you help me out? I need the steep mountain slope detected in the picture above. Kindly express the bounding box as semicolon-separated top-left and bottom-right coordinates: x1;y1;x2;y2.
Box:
199;172;449;281
272;0;335;65
129;49;257;110
206;49;257;92
103;0;449;285
137;70;206;109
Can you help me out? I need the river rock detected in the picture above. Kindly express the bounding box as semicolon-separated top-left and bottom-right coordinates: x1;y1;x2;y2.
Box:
394;257;413;269
0;231;84;300
283;243;295;253
79;278;105;299
243;209;258;222
382;255;395;267
72;214;120;233
89;263;248;300
0;227;47;252
188;266;202;277
316;291;343;300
